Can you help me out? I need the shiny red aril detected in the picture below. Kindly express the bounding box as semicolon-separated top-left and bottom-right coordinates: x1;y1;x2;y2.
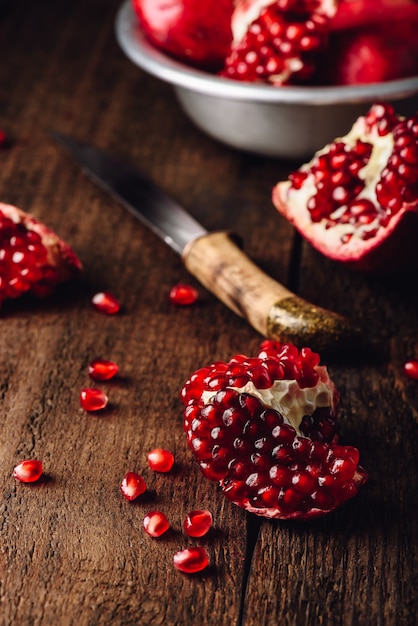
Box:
0;129;7;147
404;360;418;380
13;459;43;483
120;472;147;501
173;546;209;573
88;359;119;381
147;448;175;472
143;511;170;537
183;509;213;537
169;283;198;306
91;291;121;314
80;388;108;411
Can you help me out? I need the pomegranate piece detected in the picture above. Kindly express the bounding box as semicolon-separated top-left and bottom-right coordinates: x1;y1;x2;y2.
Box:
13;459;43;483
321;0;418;85
173;546;209;573
120;471;147;501
184;510;213;537
220;0;338;85
404;360;418;381
169;283;198;306
0;203;81;306
88;358;119;381
91;291;121;315
181;339;367;520
147;448;175;472
131;0;234;71
143;511;170;537
273;103;418;273
80;388;108;412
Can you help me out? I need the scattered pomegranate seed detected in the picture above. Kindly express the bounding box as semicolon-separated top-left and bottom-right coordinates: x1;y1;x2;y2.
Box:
143;511;170;537
183;510;213;537
169;283;198;306
13;459;43;483
147;448;175;472
80;388;108;411
120;471;147;501
88;358;119;381
404;360;418;380
173;546;209;574
92;291;121;315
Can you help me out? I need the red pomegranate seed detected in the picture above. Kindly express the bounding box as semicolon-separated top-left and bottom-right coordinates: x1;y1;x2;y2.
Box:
88;359;119;381
13;459;43;483
0;129;7;148
147;448;175;472
92;291;121;315
173;547;209;574
169;283;198;306
404;360;418;380
80;388;108;411
120;471;147;501
183;510;213;537
143;511;170;537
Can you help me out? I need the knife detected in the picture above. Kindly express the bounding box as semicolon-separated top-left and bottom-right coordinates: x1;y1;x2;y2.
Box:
50;131;359;352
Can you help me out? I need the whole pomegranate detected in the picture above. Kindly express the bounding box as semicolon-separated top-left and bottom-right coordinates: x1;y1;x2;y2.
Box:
181;340;367;520
272;103;418;273
131;0;234;70
0;202;81;306
321;0;418;84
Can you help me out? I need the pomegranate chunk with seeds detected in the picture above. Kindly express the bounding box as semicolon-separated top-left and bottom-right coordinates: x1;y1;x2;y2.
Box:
173;546;209;573
0;203;81;306
88;359;119;381
181;339;367;520
13;460;43;483
147;448;175;472
91;291;121;315
169;283;198;306
273;103;418;273
220;0;338;85
80;388;108;412
184;510;213;537
404;360;418;381
143;511;170;537
120;472;147;501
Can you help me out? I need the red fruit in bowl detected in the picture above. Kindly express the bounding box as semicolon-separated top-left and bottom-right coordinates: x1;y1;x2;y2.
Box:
131;0;234;71
181;340;367;520
0;203;82;306
321;0;418;85
220;0;338;85
272;103;418;273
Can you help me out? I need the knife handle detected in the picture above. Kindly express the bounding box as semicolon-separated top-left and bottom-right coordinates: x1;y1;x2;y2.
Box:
182;231;357;352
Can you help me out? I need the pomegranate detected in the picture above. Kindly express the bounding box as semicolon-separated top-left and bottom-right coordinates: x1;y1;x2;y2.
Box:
169;283;198;306
220;0;338;85
321;0;418;84
181;339;367;520
272;103;418;273
88;359;119;381
143;511;170;537
131;0;234;70
80;388;108;412
120;471;147;501
13;459;43;483
404;360;418;381
183;510;213;537
173;546;209;573
147;448;175;472
91;292;121;315
0;203;81;306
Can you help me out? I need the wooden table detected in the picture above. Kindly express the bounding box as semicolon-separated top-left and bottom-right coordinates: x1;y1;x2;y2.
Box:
1;1;418;624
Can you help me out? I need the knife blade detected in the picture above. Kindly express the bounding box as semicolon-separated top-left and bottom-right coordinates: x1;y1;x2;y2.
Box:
50;131;359;352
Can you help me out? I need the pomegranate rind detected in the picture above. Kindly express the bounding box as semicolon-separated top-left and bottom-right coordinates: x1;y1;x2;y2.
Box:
272;107;418;273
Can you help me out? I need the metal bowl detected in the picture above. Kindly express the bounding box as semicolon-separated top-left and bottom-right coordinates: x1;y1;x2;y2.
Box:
115;0;418;159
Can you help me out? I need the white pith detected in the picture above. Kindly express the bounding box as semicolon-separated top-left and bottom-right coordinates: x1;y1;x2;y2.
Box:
277;114;400;260
201;364;335;436
232;0;338;42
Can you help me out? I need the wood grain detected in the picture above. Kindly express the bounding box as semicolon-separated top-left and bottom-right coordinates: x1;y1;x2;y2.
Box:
1;1;418;625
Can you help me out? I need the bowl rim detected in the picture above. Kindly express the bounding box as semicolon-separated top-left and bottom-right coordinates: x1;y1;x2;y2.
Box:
115;0;418;106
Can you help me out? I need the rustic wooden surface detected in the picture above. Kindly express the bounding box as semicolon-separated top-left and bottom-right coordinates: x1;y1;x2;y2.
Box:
1;1;418;625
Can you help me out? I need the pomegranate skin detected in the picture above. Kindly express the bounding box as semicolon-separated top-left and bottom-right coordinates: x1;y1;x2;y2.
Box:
131;0;233;71
272;104;418;274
